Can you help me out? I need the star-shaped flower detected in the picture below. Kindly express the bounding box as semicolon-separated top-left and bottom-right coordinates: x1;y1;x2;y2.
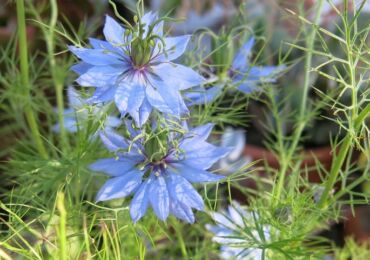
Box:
185;37;285;105
70;12;205;126
89;123;230;223
206;201;271;259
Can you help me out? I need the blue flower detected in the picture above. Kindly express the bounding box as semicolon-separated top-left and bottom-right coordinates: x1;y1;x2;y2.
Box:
206;201;271;259
185;37;285;105
52;86;120;133
89;123;230;223
69;12;205;126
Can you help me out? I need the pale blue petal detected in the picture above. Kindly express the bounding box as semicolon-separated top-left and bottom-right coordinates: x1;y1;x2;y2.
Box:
187;123;214;141
232;37;255;71
71;62;93;75
69;46;123;65
172;163;224;183
169;200;195;223
237;81;259;94
181;143;231;170
130;179;150;222
67;86;83;108
155;35;190;61
142;12;162;36
96;169;143;201
114;82;146;122
248;66;284;79
106;116;121;128
99;129;128;151
185;85;223;106
151;78;188;117
148;175;169;221
77;65;122;87
136;99;152;127
103;15;126;45
145;85;173;115
86;86;115;104
89;37;120;54
89;157;136;176
153;63;205;90
167;174;204;211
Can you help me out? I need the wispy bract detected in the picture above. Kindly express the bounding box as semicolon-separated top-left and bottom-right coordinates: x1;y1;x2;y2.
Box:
52;86;120;133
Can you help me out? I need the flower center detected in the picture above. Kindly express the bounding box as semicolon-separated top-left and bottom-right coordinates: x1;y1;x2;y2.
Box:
130;37;153;67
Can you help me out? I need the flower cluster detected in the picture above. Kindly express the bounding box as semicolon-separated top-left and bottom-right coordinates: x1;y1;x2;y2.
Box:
65;9;283;225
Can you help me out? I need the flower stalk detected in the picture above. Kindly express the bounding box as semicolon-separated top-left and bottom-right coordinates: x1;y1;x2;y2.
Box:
16;0;48;159
273;0;324;203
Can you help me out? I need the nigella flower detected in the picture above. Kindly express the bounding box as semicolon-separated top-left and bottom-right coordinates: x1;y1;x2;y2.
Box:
185;37;285;105
52;86;120;133
69;12;205;126
207;202;271;259
89;123;230;223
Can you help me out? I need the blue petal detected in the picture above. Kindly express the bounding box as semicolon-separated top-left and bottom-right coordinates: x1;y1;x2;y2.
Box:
145;85;173;115
128;98;153;128
186;123;214;141
150;78;189;117
141;12;162;36
67;86;83;108
114;82;146;121
185;85;223;106
106;116;121;128
237;81;259;94
130;179;151;222
153;63;205;90
231;37;255;71
86;86;115;104
71;62;93;75
148;175;169;221
169;200;195;223
69;46;123;66
89;157;136;176
96;169;143;202
181;142;232;170
172;163;224;183
155;35;191;61
103;15;126;45
99;129;128;151
76;65;122;87
88;38;121;54
167;174;204;211
248;66;285;79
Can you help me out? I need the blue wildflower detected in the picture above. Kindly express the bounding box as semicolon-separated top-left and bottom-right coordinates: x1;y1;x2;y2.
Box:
52;86;120;133
89;123;230;223
185;37;285;105
206;201;271;259
69;12;205;126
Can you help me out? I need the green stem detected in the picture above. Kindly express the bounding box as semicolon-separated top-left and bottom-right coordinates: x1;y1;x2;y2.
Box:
318;103;370;208
16;0;48;159
48;0;69;151
172;220;188;259
273;0;324;202
57;192;67;260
